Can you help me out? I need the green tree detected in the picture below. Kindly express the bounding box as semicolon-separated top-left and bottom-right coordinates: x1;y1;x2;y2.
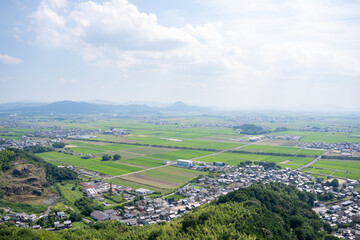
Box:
101;154;111;161
113;154;121;160
52;142;66;148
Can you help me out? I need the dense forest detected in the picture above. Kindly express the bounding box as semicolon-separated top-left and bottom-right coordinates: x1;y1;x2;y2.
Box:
0;182;337;240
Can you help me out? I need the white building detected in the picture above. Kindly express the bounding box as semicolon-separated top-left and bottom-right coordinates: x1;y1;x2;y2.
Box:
177;159;194;168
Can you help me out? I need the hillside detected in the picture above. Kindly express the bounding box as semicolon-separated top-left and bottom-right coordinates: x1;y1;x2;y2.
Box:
0;149;78;204
0;182;337;240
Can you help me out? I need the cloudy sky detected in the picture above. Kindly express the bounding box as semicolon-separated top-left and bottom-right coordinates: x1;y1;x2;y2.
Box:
0;0;359;109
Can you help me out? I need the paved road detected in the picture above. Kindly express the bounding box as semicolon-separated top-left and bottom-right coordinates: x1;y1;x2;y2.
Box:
191;140;264;161
295;151;329;171
103;163;170;180
104;140;259;180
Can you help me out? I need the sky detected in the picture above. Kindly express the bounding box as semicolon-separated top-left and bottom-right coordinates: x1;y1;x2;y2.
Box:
0;0;359;110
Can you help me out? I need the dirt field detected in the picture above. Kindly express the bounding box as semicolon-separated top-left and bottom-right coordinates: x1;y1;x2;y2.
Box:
120;174;178;189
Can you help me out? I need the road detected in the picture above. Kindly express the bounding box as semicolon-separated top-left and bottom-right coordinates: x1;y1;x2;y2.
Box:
191;140;264;161
295;151;329;171
104;140;261;180
103;163;169;180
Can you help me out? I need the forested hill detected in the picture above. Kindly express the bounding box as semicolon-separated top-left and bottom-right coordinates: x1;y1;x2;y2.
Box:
0;149;78;198
0;182;337;240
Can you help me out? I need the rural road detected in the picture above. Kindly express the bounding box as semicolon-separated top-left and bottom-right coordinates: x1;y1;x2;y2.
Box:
295;151;329;171
104;140;260;180
190;140;265;161
103;163;169;180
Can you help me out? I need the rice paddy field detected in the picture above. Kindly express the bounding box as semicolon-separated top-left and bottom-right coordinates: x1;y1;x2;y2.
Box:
3;114;360;191
116;166;203;191
198;152;314;167
149;150;215;161
302;159;360;181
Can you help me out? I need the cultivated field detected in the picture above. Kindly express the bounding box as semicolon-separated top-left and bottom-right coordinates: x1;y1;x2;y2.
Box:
117;166;203;190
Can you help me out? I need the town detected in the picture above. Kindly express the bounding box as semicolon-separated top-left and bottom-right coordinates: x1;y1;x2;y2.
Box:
2;158;360;239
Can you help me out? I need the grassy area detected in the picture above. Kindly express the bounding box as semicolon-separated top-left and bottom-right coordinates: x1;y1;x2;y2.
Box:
55;183;84;207
164;194;185;201
0;199;48;214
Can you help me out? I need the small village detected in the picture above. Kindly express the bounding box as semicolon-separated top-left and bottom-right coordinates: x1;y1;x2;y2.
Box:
2;158;359;239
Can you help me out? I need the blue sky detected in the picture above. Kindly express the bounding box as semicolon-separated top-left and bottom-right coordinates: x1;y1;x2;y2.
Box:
0;0;359;109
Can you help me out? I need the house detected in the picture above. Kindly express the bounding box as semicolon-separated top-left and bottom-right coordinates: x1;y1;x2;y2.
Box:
135;188;153;195
64;220;72;228
57;211;66;220
90;211;109;221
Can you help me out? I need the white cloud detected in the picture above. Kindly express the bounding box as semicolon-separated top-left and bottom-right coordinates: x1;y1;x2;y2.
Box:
0;54;23;64
27;0;360;108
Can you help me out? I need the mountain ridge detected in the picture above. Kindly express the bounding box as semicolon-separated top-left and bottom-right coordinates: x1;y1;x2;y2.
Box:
4;100;210;114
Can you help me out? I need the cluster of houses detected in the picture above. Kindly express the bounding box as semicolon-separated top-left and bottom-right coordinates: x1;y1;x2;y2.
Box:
103;127;130;136
299;142;360;155
30;128;100;138
0;137;58;151
294;126;350;133
84;164;352;230
317;181;360;239
0;212;38;228
0;209;72;230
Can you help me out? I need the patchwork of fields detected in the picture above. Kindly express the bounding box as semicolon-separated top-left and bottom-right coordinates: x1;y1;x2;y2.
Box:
14;117;357;187
114;166;203;192
302;159;360;181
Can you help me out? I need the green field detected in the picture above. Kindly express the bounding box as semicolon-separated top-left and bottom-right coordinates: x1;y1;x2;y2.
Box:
139;166;200;184
296;149;326;156
108;178;163;192
121;157;164;168
241;145;272;151
263;146;300;154
37;151;143;176
123;146;175;155
312;159;360;172
150;150;215;161
199;152;313;166
70;147;105;154
118;166;203;190
36;151;71;160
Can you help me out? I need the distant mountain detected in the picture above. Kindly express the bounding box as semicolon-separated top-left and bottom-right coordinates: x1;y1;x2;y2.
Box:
165;101;209;112
87;100;120;105
13;101;110;114
0;101;48;111
121;101;172;108
7;100;211;115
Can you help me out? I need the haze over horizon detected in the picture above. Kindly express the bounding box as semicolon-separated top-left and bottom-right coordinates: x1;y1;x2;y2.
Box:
0;0;359;110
